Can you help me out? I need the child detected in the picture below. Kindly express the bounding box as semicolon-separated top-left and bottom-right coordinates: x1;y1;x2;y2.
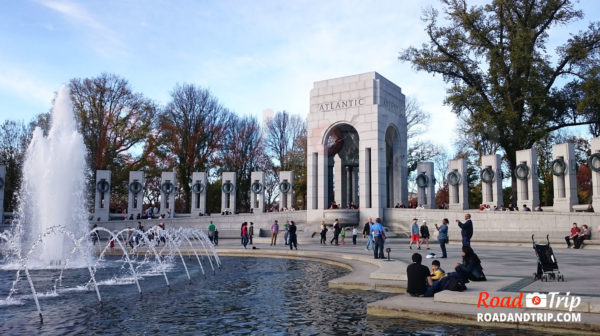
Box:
340;227;346;246
431;260;445;281
352;226;358;245
320;222;328;245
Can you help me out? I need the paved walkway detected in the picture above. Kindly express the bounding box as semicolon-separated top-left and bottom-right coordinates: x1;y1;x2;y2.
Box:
207;236;600;333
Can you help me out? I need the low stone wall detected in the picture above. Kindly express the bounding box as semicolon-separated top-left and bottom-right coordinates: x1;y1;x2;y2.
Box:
68;207;600;245
95;211;308;236
383;208;599;245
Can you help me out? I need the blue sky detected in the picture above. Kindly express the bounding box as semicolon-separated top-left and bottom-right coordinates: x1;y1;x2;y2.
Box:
1;0;599;149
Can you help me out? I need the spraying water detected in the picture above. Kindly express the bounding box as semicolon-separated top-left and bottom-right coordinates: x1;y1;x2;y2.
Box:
13;85;90;267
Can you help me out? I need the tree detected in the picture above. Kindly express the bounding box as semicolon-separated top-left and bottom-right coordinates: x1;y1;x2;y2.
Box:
69;73;157;208
264;111;307;209
404;96;442;192
0;120;30;212
157;84;231;212
287;123;307;209
218;115;270;212
265;111;305;171
400;0;600;194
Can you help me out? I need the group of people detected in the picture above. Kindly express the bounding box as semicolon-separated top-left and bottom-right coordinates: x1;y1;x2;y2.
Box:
328;202;359;209
269;220;298;250
405;213;486;297
565;222;592;249
318;219;361;247
94;221;167;250
407;245;486;297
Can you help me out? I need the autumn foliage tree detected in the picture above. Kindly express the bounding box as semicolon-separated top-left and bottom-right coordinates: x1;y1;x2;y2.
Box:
219;116;270;212
69;73;157;209
157;84;231;212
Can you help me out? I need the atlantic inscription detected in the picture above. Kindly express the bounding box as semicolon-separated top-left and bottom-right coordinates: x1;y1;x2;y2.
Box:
319;98;365;112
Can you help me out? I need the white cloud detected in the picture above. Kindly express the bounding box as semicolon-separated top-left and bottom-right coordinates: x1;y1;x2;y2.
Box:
36;0;128;57
0;63;54;107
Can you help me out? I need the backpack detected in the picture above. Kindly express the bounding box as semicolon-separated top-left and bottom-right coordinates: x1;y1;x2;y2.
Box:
445;277;467;292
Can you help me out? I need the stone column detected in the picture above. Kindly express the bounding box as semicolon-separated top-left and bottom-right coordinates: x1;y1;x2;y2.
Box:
363;148;372;208
160;171;177;217
334;154;343;206
221;172;236;214
353;167;359;206
279;171;294;210
318;149;329;210
416;162;435;209
552;143;577;212
590;137;600;210
515;148;539;210
481;154;503;208
94;170;111;221
448;159;469;210
250;171;265;213
309;152;318;210
0;165;5;222
345;166;352;208
127;171;145;219
191;172;207;215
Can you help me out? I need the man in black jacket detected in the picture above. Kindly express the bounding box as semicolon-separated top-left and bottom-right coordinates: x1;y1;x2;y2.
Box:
406;253;433;297
456;213;473;247
363;218;373;250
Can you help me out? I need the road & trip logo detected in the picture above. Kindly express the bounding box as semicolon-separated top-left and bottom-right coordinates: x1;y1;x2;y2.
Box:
476;291;582;323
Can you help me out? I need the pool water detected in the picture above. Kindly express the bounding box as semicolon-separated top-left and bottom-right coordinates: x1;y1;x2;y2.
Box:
0;256;561;335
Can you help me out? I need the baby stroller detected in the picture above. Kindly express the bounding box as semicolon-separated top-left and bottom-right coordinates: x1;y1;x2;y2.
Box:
532;234;564;282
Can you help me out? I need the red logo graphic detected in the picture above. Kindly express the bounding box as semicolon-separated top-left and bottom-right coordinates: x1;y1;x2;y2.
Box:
531;296;542;306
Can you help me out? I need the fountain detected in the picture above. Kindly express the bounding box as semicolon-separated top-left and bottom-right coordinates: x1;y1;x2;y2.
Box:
12;85;89;267
0;85;220;322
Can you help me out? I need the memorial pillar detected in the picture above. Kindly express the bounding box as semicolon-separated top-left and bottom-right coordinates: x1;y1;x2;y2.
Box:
160;171;177;217
279;171;294;210
127;171;145;219
552;143;577;212
191;172;207;215
416;162;435;209
221;172;236;214
250;171;265;213
448;159;469;210
94;170;111;221
515;148;539;210
481;154;503;208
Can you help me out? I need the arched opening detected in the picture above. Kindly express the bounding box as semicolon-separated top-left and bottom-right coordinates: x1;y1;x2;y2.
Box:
325;124;359;209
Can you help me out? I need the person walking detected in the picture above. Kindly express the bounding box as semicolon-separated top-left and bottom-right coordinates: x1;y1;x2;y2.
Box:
208;221;216;243
320;221;328;244
371;218;386;259
241;222;249;249
284;220;290;245
248;222;254;245
409;218;419;249
420;221;430;250
435;218;449;258
363;218;373;250
330;219;340;245
352;226;358;245
340;227;346;246
270;220;279;246
288;220;298;250
456;214;473;247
